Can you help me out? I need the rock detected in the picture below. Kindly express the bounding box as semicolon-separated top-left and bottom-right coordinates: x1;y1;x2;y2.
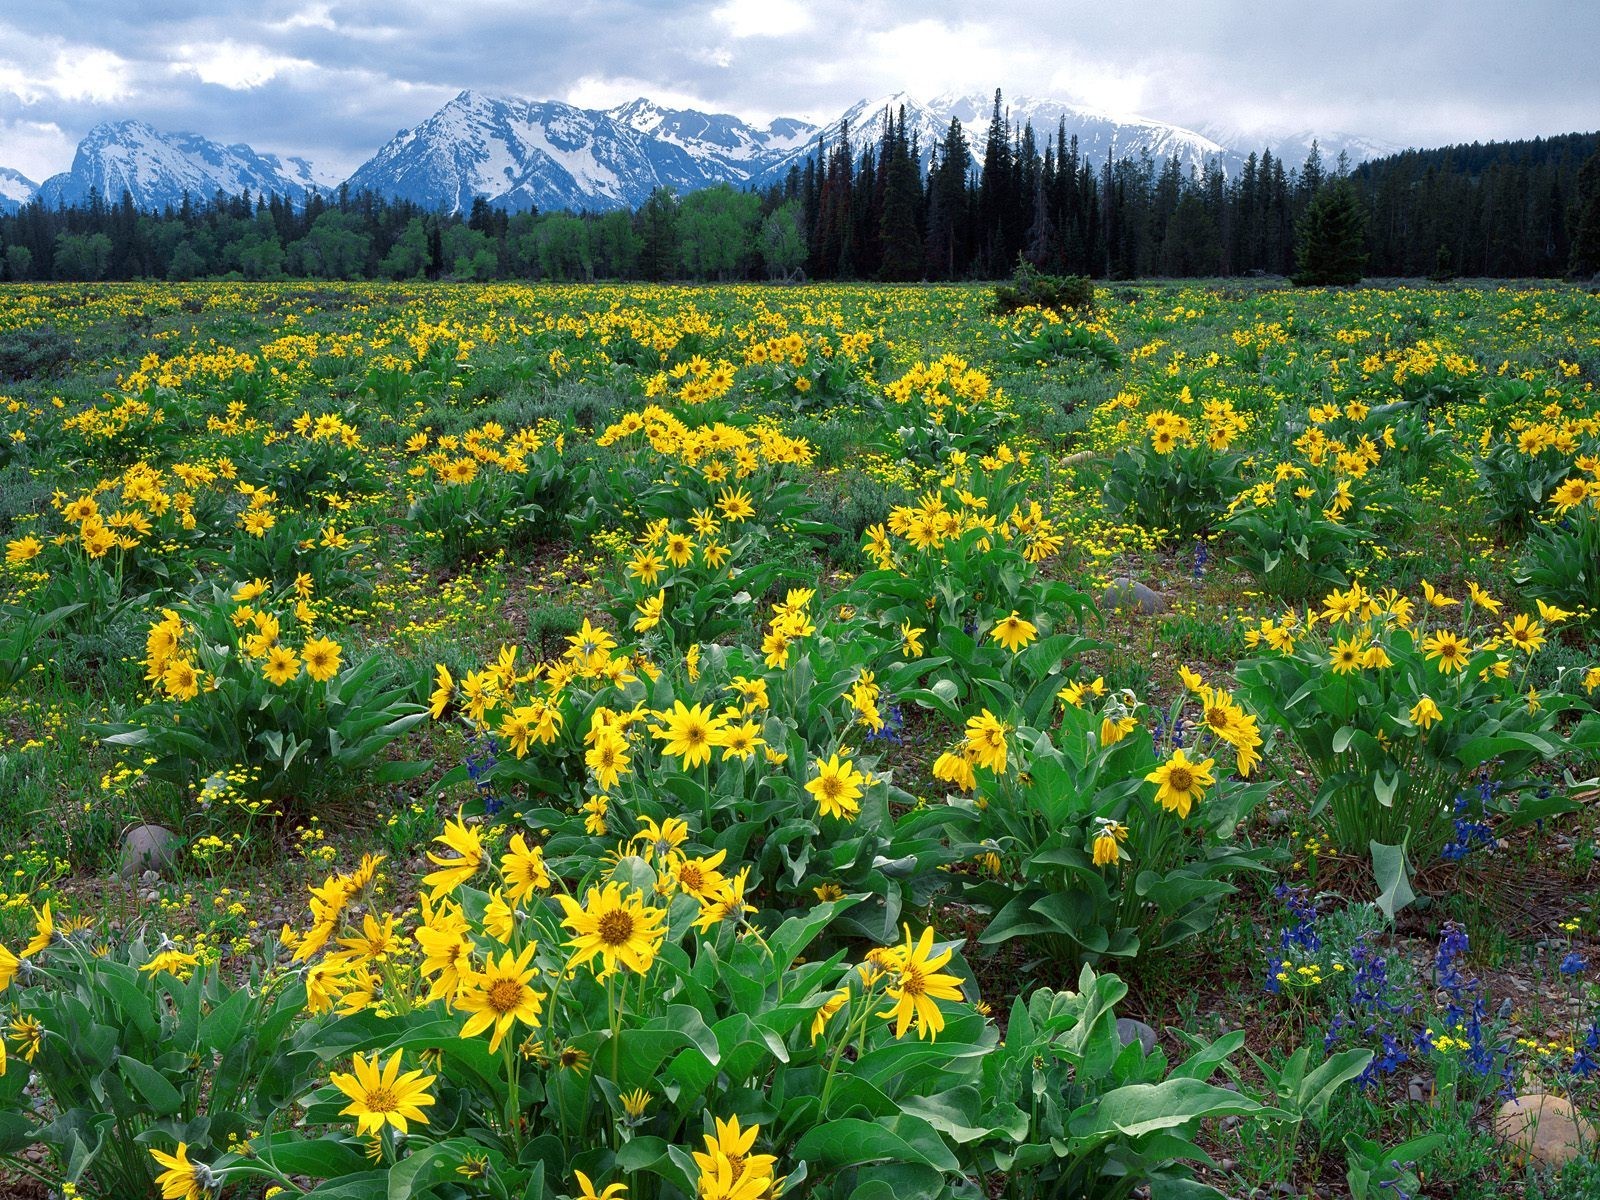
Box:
1099;577;1168;615
1116;1017;1157;1055
1495;1093;1597;1166
120;824;179;880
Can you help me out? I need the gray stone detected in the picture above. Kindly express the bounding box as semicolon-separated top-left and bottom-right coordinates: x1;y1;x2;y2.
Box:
1099;577;1168;615
1116;1017;1157;1055
120;824;180;880
1495;1093;1596;1166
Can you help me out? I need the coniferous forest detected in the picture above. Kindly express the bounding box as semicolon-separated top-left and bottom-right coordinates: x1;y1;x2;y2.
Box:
2;97;1598;284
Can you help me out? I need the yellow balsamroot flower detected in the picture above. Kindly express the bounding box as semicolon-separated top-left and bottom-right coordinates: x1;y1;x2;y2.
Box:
557;881;668;976
429;664;453;719
1410;695;1443;731
878;924;966;1040
23;901;54;958
1362;644;1393;670
1421;580;1459;609
574;1171;628;1200
0;944;17;992
932;746;978;791
422;813;485;899
1536;599;1573;624
500;833;551;902
1329;637;1365;675
330;1050;436;1137
458;944;546;1053
4;535;42;565
964;710;1008;774
717;487;755;521
620;1088;652;1120
649;701;725;770
262;645;301;686
1467;582;1502;615
806;754;867;821
693;1116;777;1200
141;946;201;981
634;590;666;631
1501;613;1545;655
301;636;343;682
586;727;631;791
670;849;730;901
8;1015;42;1062
149;1142;210;1200
1091;818;1128;867
1422;630;1471;674
989;610;1038;653
162;657;202;701
718;719;765;761
1145;749;1217;819
810;987;851;1043
900;621;926;658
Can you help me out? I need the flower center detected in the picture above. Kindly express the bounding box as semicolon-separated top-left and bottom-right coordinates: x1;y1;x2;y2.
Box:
365;1085;398;1114
487;978;524;1015
900;963;927;998
597;909;635;946
1168;767;1194;792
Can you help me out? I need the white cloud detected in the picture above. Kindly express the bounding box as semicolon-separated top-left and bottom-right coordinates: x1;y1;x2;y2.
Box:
0;117;75;181
0;46;132;105
712;0;810;39
174;41;312;90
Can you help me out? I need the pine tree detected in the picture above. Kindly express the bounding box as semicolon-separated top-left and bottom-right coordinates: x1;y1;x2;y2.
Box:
1294;179;1367;285
1571;148;1600;277
878;108;924;280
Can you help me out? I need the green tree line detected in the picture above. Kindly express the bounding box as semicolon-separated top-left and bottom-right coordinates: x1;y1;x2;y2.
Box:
3;95;1597;284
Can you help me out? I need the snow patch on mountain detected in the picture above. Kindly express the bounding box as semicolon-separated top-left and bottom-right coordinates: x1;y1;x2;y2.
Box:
0;167;36;214
32;121;328;210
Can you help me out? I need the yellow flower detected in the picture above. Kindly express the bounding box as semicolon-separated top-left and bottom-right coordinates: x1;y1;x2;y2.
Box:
1091;819;1127;867
806;754;867;820
1467;582;1502;614
810;987;850;1043
149;1142;209;1200
4;536;42;565
963;710;1008;774
1422;629;1471;674
649;701;725;770
1410;695;1442;731
693;1115;777;1200
22;900;53;958
301;636;343;682
429;664;453;719
900;621;926;658
330;1050;437;1137
1329;637;1365;675
989;610;1038;653
458;944;546;1053
1501;613;1545;655
422;812;485;899
621;1088;653;1119
1144;749;1216;819
0;944;16;992
262;645;301;686
557;881;668;976
574;1171;628;1200
586;727;631;791
1421;580;1459;608
500;833;551;902
877;924;966;1040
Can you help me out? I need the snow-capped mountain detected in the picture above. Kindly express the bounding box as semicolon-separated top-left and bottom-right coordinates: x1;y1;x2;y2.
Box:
607;97;816;182
1195;122;1400;172
346;91;739;214
932;91;1229;175
0;167;36;214
754;91;1234;185
32;120;329;210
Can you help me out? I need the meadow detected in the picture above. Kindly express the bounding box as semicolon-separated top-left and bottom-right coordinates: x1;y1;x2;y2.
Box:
0;277;1597;1199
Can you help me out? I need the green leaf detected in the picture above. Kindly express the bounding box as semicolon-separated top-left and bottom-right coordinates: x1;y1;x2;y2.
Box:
1370;840;1414;920
789;1115;960;1173
118;1056;184;1116
1071;1077;1261;1139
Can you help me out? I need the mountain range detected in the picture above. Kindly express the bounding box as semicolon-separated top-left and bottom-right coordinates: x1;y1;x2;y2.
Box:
1;91;1396;217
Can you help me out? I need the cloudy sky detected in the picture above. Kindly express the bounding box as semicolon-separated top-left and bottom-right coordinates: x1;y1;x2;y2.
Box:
1;0;1596;181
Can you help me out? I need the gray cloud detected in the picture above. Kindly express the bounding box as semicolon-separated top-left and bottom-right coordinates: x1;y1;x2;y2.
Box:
1;0;1596;180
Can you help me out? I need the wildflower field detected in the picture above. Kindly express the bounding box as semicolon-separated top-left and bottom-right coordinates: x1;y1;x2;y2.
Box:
1;278;1599;1199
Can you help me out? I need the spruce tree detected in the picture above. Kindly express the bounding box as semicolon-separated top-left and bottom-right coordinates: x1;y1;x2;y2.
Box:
1571;148;1600;277
1294;178;1367;285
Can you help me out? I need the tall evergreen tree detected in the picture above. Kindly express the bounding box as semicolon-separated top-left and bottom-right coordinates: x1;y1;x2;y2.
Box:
1294;178;1367;285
